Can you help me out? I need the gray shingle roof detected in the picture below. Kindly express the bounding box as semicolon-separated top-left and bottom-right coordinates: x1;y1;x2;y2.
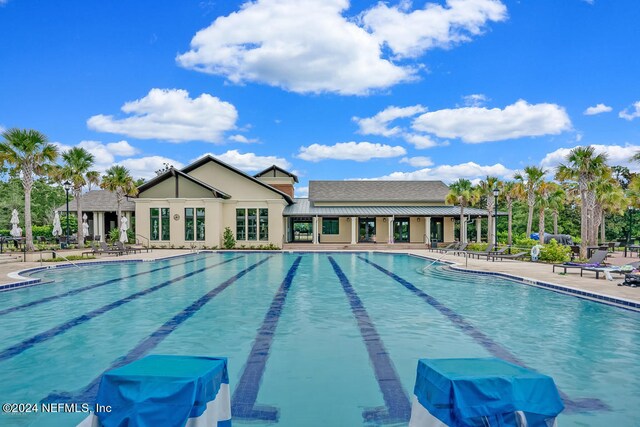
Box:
308;180;450;202
283;198;501;217
56;190;135;212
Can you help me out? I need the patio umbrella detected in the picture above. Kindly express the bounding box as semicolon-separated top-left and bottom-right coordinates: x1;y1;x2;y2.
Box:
10;209;22;238
52;210;62;237
82;213;89;237
120;216;129;243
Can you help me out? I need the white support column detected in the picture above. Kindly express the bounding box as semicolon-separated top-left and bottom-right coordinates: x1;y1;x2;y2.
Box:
476;217;482;242
351;217;357;244
388;217;393;243
92;212;99;238
97;212;104;241
424;217;431;245
312;216;318;244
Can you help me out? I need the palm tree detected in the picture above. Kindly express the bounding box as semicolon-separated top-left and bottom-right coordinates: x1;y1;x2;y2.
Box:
499;181;525;245
592;171;623;243
101;165;138;230
514;166;546;237
477;176;500;245
55;147;99;248
535;181;554;241
556;146;608;257
445;179;476;243
0;128;58;251
545;183;565;235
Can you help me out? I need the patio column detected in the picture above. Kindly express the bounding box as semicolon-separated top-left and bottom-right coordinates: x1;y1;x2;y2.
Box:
351;217;357;244
388;217;393;243
92;212;99;239
312;216;318;244
476;217;482;242
424;217;431;245
96;212;104;241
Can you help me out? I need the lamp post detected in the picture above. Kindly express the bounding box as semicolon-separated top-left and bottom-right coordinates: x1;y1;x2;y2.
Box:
493;186;499;247
63;180;71;248
628;206;635;246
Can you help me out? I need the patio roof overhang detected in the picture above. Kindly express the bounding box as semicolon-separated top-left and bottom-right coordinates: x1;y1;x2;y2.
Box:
283;199;506;217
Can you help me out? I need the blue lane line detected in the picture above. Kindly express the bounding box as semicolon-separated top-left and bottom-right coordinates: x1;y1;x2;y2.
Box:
0;256;244;363
328;256;411;423
358;255;610;413
43;256;272;404
231;256;302;422
0;255;204;317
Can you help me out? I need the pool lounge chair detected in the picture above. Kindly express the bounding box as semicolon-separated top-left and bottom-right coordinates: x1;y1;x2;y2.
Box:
465;244;496;259
99;241;125;256
431;242;457;252
552;249;609;275
82;241;104;257
450;242;469;255
488;251;528;261
582;260;640;280
479;246;510;260
115;241;143;254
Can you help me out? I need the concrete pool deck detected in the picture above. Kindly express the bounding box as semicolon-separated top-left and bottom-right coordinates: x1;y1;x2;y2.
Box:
1;249;639;307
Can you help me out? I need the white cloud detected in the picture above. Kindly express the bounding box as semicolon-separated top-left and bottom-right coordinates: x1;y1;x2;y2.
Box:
412;99;571;143
0;125;5;134
540;144;640;172
353;105;427;136
619;101;640;121
402;133;441;149
584;103;612;115
229;134;257;143
297;141;406;162
54;140;140;172
295;186;309;198
177;0;413;95
367;161;514;184
400;156;434;167
462;93;489;107
87;88;238;143
362;0;507;58
118;156;185;180
195;150;291;172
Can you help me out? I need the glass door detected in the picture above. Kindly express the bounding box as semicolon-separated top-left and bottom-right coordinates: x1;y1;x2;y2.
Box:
393;218;410;242
430;217;443;243
290;217;313;242
358;217;376;242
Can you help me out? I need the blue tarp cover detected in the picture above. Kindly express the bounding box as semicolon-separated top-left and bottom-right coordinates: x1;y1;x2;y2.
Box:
95;355;229;427
414;358;564;426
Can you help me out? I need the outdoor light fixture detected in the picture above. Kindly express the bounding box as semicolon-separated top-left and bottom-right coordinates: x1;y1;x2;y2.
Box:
63;180;71;248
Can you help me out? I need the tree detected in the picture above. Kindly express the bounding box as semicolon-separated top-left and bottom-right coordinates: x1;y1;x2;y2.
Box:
535;181;554;241
445;179;477;243
556;146;608;257
0;128;58;251
546;183;565;235
499;181;524;245
54;147;99;248
514;166;546;237
101;165;138;229
477;176;500;245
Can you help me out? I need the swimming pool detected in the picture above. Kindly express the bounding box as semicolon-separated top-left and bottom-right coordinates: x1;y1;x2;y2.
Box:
0;252;638;426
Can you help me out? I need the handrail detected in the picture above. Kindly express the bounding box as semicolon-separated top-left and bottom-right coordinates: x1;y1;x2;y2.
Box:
135;234;149;247
41;250;82;269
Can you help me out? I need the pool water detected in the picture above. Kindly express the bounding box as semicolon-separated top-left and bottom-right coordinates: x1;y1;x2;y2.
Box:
0;252;639;426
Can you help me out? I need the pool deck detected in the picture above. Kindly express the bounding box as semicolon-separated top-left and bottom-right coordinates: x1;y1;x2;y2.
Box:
1;249;639;307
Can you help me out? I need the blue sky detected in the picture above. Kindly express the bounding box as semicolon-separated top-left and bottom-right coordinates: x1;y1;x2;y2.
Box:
1;0;639;197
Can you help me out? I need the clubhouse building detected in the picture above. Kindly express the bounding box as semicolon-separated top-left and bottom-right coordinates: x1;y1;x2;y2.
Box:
132;155;493;248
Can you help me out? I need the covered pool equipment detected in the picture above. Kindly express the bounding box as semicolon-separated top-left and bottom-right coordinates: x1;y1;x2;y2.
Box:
77;355;231;427
409;358;564;427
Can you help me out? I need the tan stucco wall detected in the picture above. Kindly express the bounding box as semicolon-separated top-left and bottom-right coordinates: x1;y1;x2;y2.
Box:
135;198;285;248
444;217;455;242
376;217;389;243
138;175;212;199
319;217;351;243
187;161;283;200
409;217;426;243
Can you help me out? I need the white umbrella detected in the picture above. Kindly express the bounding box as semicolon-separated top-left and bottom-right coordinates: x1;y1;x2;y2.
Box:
52;210;62;237
10;209;22;238
82;213;89;237
119;216;129;243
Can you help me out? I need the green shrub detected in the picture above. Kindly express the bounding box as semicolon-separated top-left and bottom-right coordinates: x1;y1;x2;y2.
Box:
223;227;236;249
467;242;489;252
108;228;134;244
513;237;538;250
539;239;571;263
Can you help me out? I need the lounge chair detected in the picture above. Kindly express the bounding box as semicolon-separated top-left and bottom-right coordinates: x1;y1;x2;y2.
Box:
82;241;104;257
552;249;609;275
115;241;142;254
431;242;457;252
449;242;469;255
99;241;125;256
488;251;528;262
465;244;496;259
583;261;640;280
479;246;509;260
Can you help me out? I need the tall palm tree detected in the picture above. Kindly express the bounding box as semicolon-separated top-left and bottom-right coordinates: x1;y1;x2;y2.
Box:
514;166;546;237
535;181;554;241
477;176;500;245
592;171;623;243
499;181;524;246
55;147;99;248
0;128;58;251
101;165;138;230
545;183;565;235
445;179;476;243
556;146;608;257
